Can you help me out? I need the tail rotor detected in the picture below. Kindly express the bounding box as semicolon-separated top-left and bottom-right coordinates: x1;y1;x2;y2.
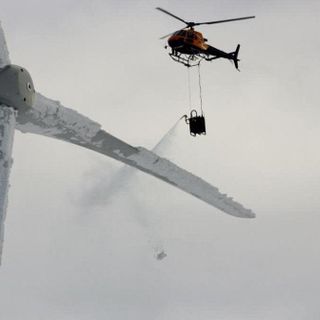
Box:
232;44;240;70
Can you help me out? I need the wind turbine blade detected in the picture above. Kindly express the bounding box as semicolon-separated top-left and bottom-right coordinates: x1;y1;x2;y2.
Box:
0;21;10;68
0;106;16;264
15;93;255;218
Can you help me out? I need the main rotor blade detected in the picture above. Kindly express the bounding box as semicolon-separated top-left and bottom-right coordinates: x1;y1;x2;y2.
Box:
156;7;188;25
160;31;176;40
159;28;185;40
0;21;10;68
15;92;255;219
194;16;255;26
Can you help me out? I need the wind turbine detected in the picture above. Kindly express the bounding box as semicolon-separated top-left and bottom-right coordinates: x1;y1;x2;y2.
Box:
0;21;255;264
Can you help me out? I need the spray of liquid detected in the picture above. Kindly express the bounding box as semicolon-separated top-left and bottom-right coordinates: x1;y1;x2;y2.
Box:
153;117;183;155
81;118;183;260
142;118;182;260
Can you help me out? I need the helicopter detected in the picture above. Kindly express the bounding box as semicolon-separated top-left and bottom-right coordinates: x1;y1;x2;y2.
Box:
156;7;255;69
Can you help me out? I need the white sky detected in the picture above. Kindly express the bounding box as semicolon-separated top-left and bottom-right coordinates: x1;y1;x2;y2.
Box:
1;0;320;319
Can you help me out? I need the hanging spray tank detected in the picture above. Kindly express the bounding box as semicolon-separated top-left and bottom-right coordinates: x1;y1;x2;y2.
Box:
184;109;206;136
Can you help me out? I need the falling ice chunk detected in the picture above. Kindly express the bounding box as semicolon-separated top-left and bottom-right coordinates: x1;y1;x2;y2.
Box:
156;250;167;260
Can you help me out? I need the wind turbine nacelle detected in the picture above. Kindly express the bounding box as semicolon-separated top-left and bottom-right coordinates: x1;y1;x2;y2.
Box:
0;65;35;112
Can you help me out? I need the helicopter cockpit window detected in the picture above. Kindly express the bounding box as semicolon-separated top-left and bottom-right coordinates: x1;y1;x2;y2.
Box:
186;32;195;40
176;30;186;36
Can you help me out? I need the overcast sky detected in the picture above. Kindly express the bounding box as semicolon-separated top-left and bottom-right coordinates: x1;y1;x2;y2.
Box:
1;0;320;319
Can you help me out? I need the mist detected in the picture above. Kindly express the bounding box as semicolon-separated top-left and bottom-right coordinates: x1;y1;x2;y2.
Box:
1;1;320;319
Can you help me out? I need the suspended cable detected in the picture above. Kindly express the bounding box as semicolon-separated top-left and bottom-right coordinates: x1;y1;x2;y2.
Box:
183;61;206;137
187;66;192;111
197;62;204;115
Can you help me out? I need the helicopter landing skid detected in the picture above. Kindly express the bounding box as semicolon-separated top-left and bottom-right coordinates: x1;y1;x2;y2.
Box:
169;52;220;67
169;52;202;68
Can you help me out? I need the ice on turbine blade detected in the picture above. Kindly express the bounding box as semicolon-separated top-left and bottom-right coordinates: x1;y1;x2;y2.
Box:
16;92;255;218
127;147;255;218
0;106;16;264
16;93;101;143
0;22;10;68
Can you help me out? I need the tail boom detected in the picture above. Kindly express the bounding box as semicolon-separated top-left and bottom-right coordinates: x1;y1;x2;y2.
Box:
205;44;240;70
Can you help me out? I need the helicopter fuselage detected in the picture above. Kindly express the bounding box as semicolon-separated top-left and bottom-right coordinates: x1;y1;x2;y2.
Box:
167;28;240;68
168;29;231;59
168;29;208;54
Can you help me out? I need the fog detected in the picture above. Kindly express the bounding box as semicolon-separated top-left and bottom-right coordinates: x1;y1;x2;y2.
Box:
1;1;320;319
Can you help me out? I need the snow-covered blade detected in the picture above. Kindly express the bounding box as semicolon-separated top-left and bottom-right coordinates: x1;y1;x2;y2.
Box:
15;93;255;218
0;106;16;264
0;22;10;68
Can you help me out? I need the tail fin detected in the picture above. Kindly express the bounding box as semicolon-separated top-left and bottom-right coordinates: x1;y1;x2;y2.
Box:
232;44;240;70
